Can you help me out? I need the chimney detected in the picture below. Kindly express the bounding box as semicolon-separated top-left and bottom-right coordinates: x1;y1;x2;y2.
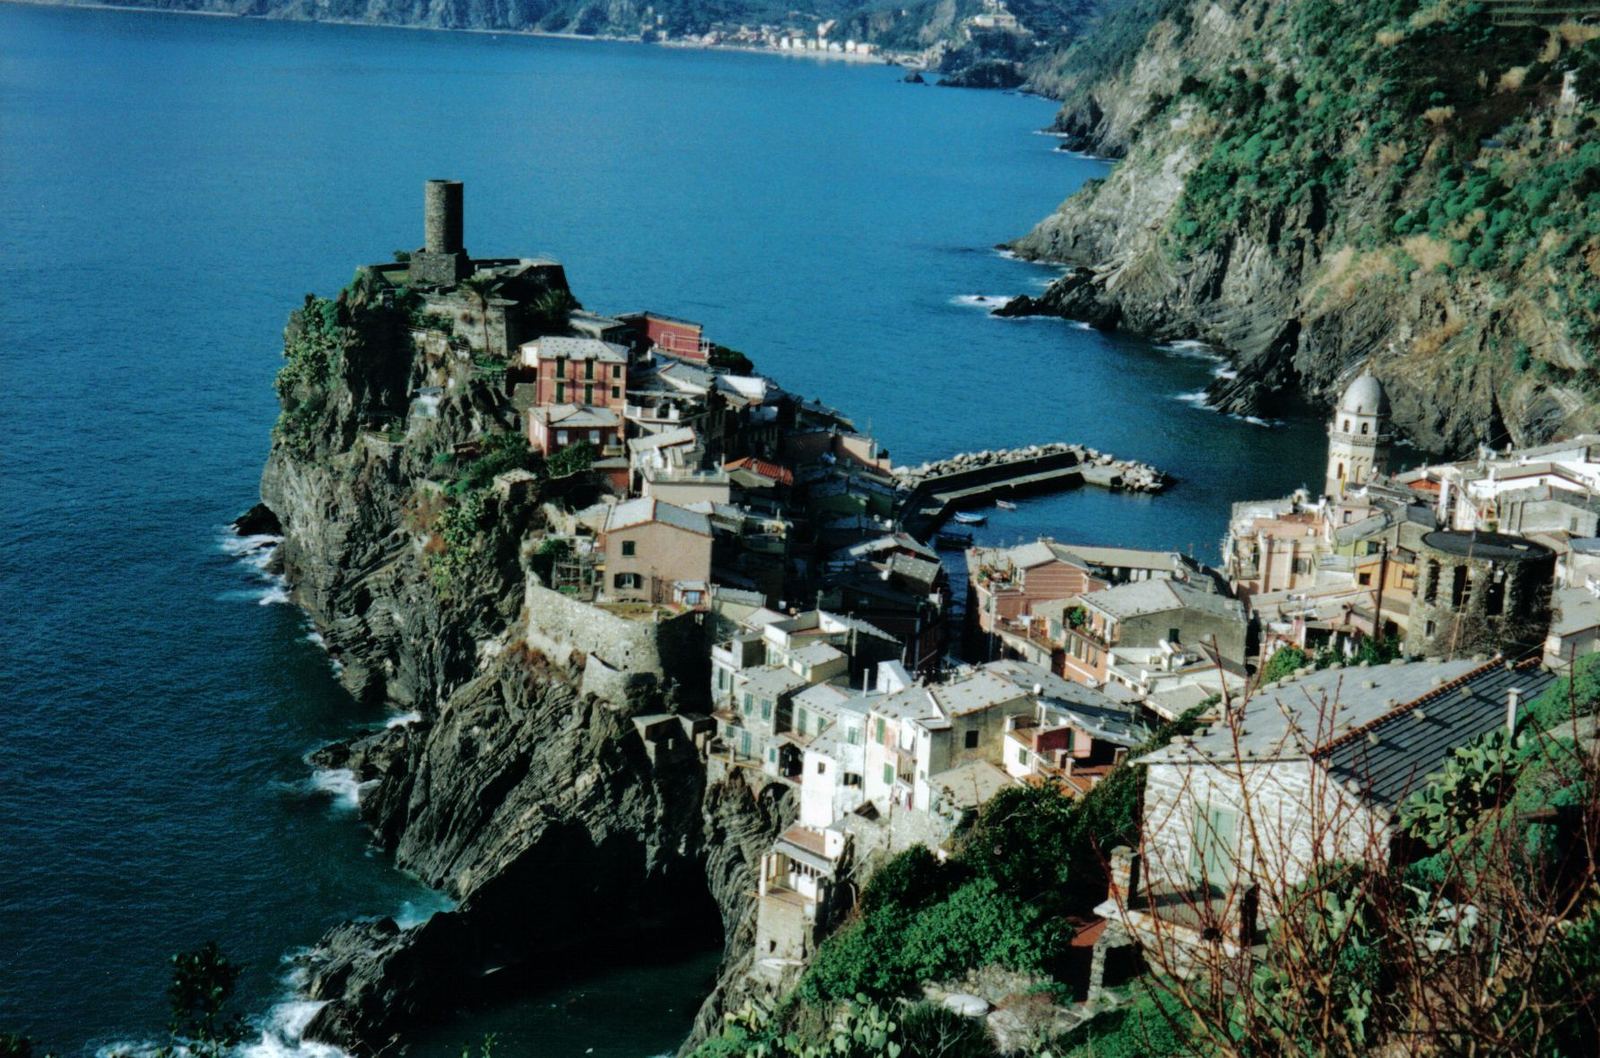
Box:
1107;846;1139;908
1506;686;1522;735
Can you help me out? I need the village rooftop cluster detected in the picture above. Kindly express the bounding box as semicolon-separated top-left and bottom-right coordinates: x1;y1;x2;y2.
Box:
366;183;1600;1014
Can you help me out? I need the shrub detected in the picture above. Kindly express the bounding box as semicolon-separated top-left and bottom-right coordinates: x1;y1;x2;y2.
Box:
1261;645;1308;683
450;431;535;495
860;845;954;915
900;877;1053;983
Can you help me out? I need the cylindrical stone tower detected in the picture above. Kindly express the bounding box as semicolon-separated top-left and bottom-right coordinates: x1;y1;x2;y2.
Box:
424;179;464;255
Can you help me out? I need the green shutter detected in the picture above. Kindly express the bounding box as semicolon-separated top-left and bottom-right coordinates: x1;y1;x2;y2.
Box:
883;762;894;786
1190;802;1238;886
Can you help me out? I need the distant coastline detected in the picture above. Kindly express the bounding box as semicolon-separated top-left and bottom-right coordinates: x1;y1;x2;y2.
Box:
0;0;906;67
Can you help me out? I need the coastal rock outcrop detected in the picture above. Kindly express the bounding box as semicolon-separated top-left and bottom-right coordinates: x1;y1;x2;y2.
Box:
1008;0;1600;456
257;280;789;1053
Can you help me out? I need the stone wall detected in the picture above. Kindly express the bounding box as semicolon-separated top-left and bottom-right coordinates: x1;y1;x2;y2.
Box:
1140;756;1388;917
524;581;706;702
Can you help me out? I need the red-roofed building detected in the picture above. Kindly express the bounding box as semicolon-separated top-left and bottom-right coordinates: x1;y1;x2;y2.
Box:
723;456;795;487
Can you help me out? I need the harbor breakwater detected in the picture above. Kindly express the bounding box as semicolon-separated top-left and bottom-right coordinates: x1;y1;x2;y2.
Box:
895;442;1168;539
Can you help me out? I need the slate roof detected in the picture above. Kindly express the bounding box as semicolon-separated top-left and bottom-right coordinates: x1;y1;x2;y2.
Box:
1139;658;1558;810
983;659;1148;745
741;666;810;699
929;760;1017;810
528;336;629;362
1319;658;1555;808
929;670;1030;717
531;403;621;428
792;682;871;720
789;641;846;669
628;426;696;454
1082;579;1244;623
603;497;712;536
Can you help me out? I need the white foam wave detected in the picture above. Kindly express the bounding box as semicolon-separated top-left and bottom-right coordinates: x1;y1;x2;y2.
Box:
385;711;421;728
1212;364;1238;380
94;997;349;1058
1174;390;1280;427
257;576;291;605
304;630;326;648
237;1001;347;1058
214;579;290;606
306;768;375;812
1157;339;1226;362
393;889;457;929
217;527;290;605
950;294;1010;308
220;532;283;557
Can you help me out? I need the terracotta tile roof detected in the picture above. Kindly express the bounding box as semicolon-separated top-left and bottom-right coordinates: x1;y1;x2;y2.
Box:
723;457;793;486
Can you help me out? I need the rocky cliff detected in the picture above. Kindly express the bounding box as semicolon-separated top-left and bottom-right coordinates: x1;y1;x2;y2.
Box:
253;276;789;1052
1009;0;1600;456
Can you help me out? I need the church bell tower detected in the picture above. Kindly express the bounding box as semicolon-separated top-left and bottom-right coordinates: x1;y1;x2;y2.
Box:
1325;365;1391;498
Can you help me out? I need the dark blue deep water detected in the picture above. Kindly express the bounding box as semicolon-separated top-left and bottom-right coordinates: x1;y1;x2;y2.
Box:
0;5;1325;1055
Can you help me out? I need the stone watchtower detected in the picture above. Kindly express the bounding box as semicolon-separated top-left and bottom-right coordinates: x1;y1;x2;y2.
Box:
1324;365;1391;498
409;179;470;288
1411;530;1554;657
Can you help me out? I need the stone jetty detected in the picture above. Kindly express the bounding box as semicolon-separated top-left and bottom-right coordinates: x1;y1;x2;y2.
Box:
894;442;1168;494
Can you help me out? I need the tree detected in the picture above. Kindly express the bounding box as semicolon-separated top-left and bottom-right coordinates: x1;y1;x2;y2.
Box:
163;942;245;1058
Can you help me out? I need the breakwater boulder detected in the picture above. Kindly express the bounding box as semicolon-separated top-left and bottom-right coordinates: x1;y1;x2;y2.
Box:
893;442;1167;494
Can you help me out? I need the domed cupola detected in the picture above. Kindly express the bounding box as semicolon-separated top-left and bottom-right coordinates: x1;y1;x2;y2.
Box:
1339;368;1390;418
1325;363;1392;498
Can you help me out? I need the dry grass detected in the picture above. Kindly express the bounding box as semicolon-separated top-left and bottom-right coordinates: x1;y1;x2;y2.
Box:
1409;3;1452;31
1403;235;1453;272
1499;66;1528;92
1423;105;1456;126
1375;29;1405;47
1307;245;1400;311
1377;141;1409;165
1539;32;1562;65
1413;313;1465;357
1559;22;1600;46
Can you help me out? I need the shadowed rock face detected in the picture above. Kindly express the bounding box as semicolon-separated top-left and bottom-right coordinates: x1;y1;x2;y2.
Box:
295;653;788;1051
259;285;790;1054
1008;0;1600;457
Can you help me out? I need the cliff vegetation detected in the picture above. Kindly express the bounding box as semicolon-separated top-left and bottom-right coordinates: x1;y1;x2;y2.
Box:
1011;0;1600;455
250;267;792;1052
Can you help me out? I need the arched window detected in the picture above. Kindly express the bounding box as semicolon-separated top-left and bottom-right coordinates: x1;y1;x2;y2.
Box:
1361;422;1370;435
1343;419;1351;432
1338;461;1346;481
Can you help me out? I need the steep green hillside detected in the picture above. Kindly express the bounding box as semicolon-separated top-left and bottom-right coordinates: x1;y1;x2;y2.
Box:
1013;0;1600;454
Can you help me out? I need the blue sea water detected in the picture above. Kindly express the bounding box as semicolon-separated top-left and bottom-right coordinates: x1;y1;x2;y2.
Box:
0;5;1326;1055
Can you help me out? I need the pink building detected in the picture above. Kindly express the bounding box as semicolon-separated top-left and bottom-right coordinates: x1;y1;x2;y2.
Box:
519;336;629;409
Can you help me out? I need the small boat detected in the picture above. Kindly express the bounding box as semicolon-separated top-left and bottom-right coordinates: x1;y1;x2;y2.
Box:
952;511;987;526
936;531;975;550
995;499;1018;511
